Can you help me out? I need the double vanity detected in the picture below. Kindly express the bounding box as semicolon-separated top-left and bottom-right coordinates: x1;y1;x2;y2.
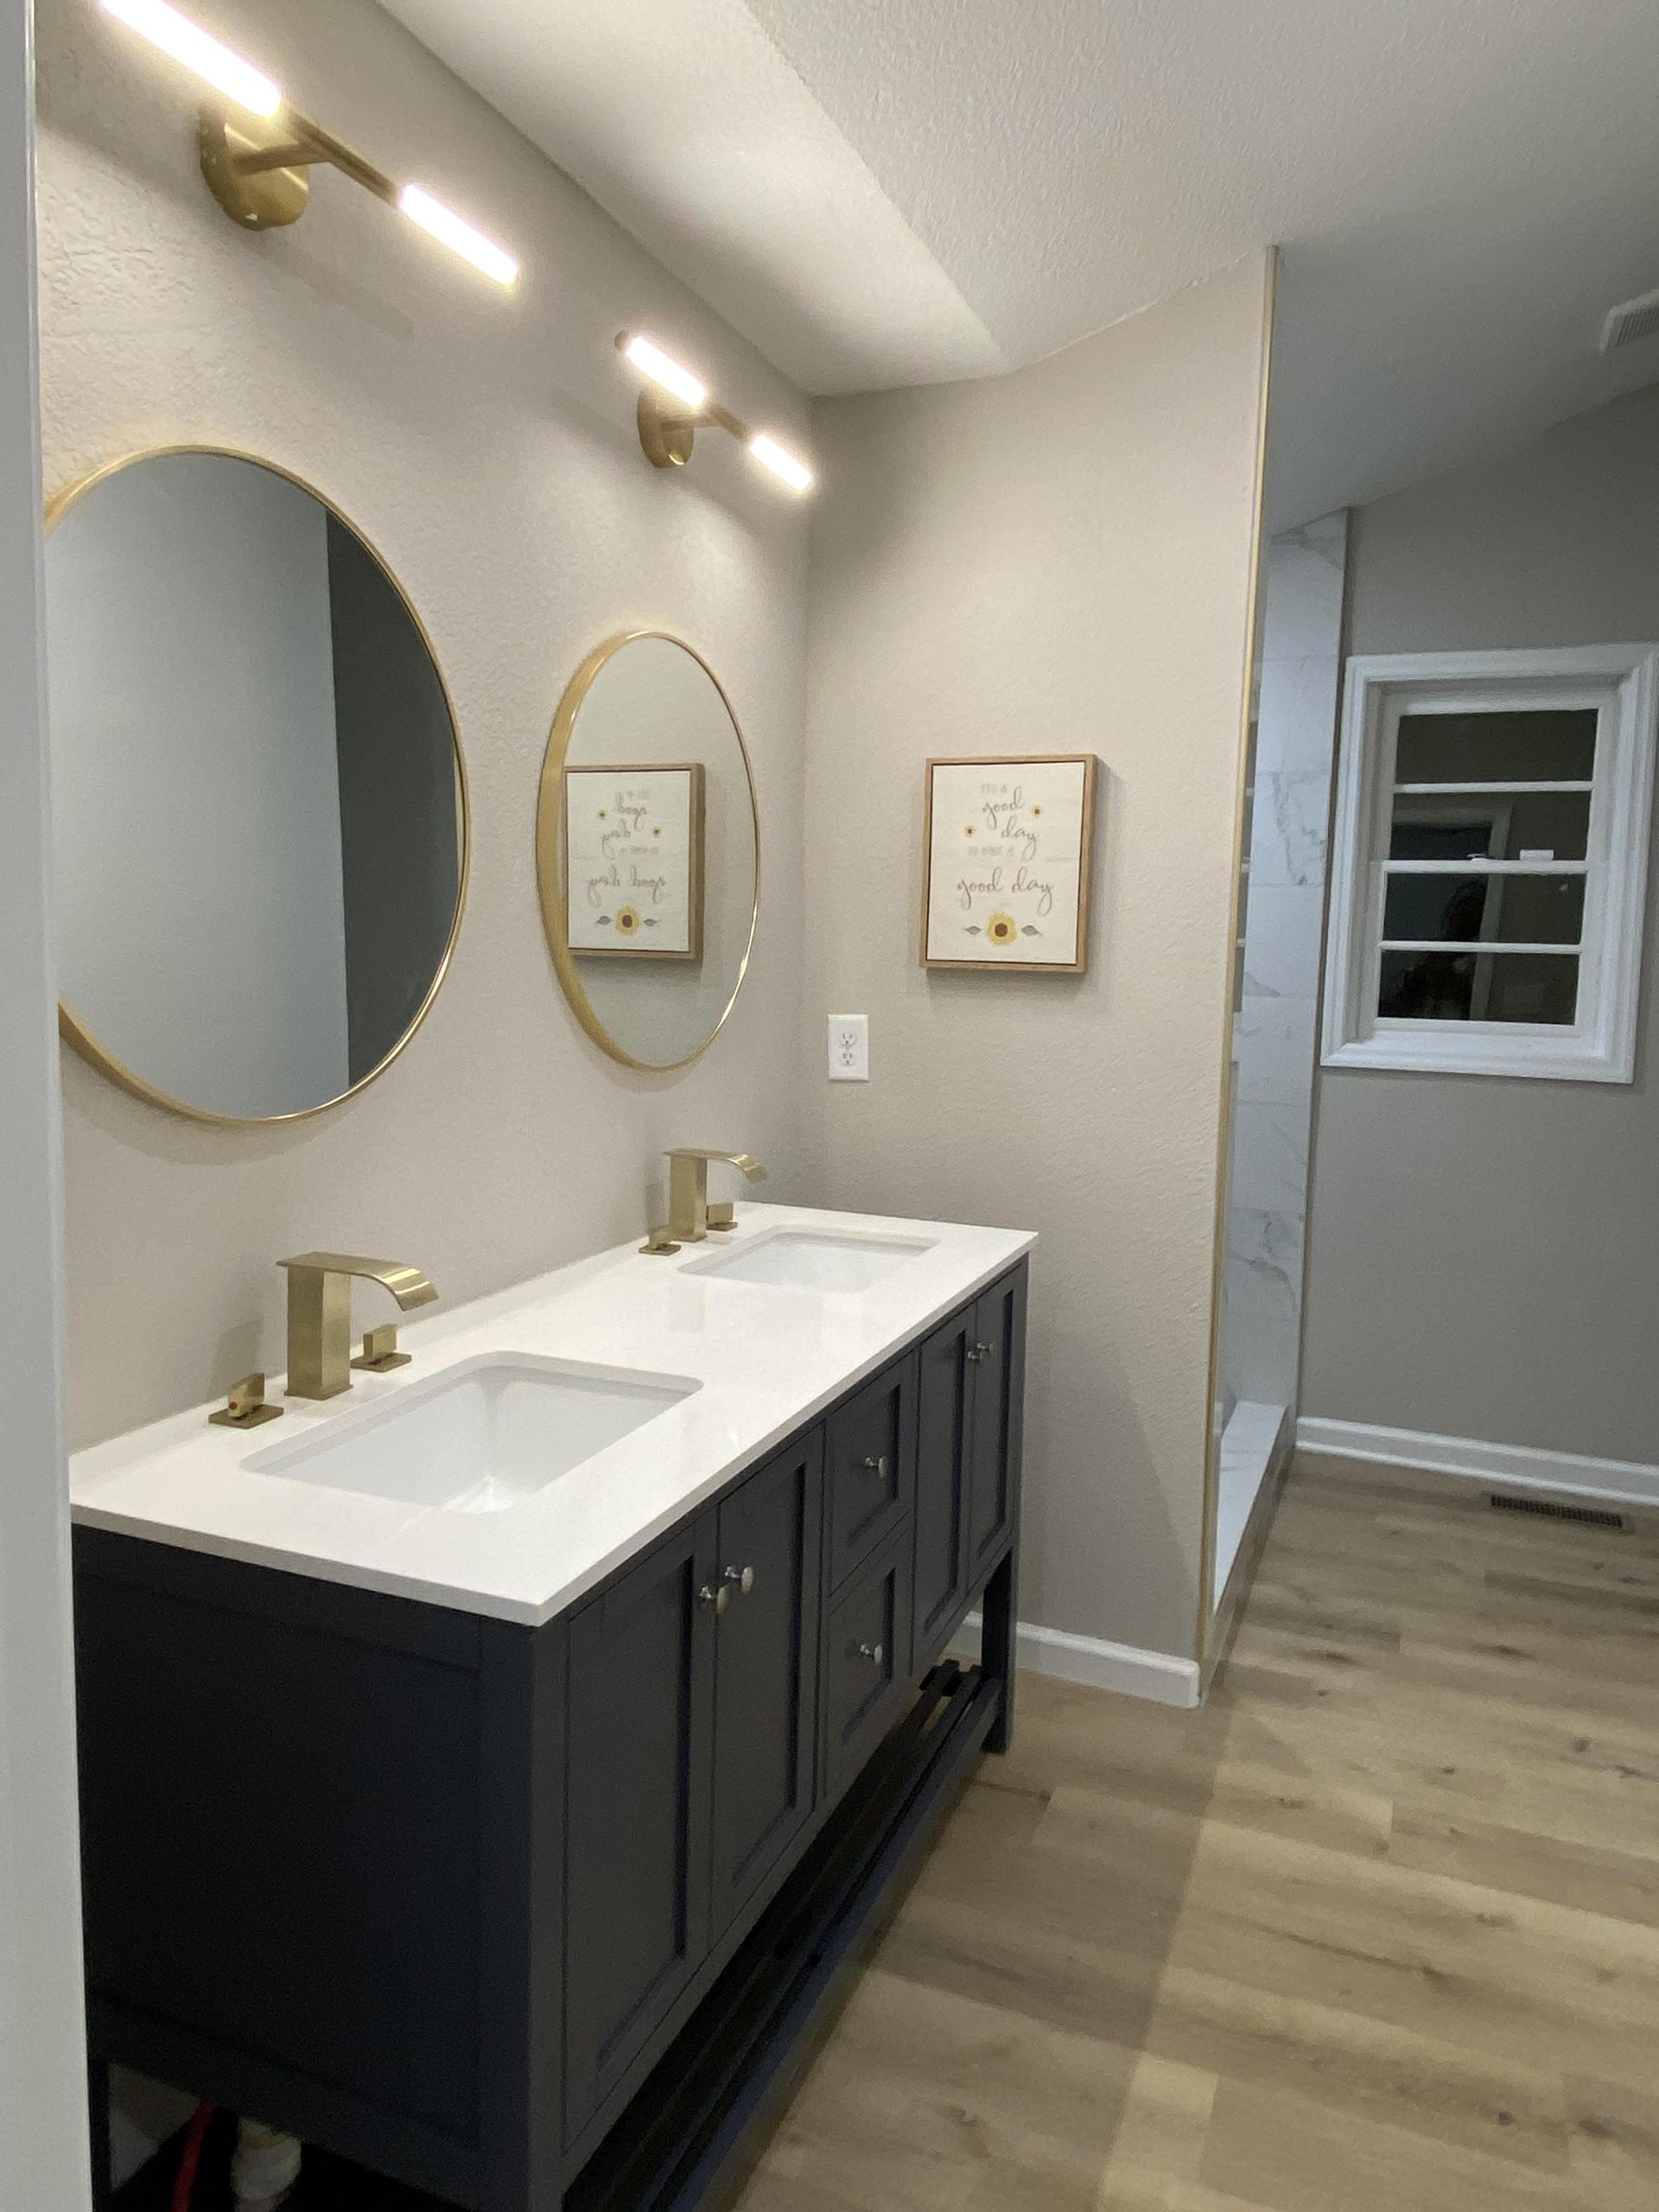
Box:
72;1203;1033;2211
36;145;1027;2212
45;415;1031;2212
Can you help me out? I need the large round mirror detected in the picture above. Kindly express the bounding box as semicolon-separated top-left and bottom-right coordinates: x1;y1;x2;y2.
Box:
537;632;759;1071
45;449;467;1123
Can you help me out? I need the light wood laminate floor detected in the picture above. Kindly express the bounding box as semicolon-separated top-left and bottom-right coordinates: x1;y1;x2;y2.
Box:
729;1453;1659;2211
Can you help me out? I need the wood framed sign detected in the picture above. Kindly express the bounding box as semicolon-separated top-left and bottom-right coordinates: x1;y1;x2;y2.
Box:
564;763;705;959
922;754;1099;973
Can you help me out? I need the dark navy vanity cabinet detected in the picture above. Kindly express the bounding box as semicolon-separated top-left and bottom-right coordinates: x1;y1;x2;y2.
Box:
76;1261;1027;2212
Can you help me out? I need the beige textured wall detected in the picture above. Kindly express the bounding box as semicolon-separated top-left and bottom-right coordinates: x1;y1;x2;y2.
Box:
36;0;810;1448
799;257;1273;1661
1303;385;1659;1464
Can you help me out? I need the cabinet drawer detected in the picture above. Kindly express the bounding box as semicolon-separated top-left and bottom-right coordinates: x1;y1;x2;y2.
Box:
826;1352;917;1589
823;1534;914;1797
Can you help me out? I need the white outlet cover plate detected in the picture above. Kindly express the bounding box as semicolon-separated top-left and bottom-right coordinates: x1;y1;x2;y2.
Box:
828;1013;869;1081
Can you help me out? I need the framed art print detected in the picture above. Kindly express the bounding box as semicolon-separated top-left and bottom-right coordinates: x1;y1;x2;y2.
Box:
922;754;1099;972
564;762;705;959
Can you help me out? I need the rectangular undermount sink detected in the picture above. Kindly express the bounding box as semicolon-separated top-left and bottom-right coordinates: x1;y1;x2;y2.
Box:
683;1227;936;1294
245;1353;698;1515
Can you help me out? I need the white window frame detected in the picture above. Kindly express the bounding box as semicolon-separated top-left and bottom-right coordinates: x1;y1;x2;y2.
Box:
1322;645;1658;1082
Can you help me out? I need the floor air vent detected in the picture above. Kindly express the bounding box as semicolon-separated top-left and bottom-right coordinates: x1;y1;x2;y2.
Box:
1487;1491;1624;1530
1599;285;1659;353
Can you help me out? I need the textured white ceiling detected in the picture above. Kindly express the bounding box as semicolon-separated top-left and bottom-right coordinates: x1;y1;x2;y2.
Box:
377;0;1007;392
383;0;1659;518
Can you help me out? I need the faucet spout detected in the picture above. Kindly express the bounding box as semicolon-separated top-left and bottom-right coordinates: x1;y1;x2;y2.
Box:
282;1252;439;1310
672;1149;766;1182
278;1252;439;1400
656;1148;769;1249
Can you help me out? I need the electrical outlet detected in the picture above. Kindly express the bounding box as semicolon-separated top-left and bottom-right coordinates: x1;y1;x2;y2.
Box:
828;1014;869;1081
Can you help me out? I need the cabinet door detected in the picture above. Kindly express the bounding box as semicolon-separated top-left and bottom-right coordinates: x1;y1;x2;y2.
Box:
826;1352;917;1588
966;1270;1025;1577
911;1307;973;1673
709;1433;824;1936
563;1519;717;2145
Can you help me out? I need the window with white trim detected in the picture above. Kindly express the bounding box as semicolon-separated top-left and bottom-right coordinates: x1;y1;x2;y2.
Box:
1323;646;1658;1082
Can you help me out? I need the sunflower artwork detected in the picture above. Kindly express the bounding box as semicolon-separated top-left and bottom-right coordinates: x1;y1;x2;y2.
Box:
563;761;705;959
922;754;1098;974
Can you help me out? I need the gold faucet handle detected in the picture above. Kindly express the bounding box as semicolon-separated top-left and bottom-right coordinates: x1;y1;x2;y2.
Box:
352;1325;411;1374
208;1373;284;1430
706;1201;737;1230
639;1224;683;1256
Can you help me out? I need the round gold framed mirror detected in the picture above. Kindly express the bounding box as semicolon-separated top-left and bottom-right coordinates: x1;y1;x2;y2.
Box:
537;631;760;1072
45;448;469;1125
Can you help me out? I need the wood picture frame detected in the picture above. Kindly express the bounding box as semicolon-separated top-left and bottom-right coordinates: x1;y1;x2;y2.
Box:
563;761;706;961
921;753;1099;973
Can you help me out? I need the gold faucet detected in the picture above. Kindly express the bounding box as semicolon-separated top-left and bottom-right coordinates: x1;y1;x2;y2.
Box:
277;1252;439;1400
642;1150;767;1255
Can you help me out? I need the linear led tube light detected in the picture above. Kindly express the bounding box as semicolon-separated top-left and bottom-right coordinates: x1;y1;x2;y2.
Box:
621;334;709;413
397;184;519;289
102;0;518;288
747;433;815;493
100;0;283;118
616;330;815;495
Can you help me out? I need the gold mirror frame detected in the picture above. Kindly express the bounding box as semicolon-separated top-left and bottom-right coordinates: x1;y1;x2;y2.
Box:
46;445;471;1128
536;631;760;1073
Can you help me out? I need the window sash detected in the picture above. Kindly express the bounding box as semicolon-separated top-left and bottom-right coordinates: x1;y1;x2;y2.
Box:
1321;647;1658;1083
1369;683;1610;1044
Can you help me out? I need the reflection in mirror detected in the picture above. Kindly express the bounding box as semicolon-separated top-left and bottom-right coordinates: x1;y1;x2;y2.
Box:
538;634;758;1071
46;450;466;1122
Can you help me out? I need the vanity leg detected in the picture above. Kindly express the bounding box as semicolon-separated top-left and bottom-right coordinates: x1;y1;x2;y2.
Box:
87;2053;112;2211
982;1550;1018;1756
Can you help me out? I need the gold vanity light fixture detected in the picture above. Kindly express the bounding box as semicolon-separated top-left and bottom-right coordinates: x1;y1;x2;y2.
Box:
617;332;816;493
99;0;519;288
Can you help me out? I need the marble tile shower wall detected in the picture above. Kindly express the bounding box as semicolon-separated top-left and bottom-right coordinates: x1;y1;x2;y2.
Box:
1224;512;1347;1408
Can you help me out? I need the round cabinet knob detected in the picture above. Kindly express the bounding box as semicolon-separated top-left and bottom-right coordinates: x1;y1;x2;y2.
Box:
723;1564;755;1596
861;1454;890;1478
699;1583;731;1614
968;1341;995;1363
855;1641;885;1667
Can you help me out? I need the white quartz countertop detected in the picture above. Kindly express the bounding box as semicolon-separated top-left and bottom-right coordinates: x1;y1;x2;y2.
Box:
70;1205;1035;1626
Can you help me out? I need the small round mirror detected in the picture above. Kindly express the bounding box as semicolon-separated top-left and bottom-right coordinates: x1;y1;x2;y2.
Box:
537;632;759;1071
45;449;467;1123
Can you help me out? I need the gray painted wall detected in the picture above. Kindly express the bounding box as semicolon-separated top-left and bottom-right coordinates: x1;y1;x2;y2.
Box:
799;257;1272;1664
1302;385;1659;1465
38;0;810;1447
0;0;92;2195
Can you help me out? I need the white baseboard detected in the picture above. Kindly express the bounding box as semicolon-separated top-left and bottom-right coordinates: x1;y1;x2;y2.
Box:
954;1614;1200;1708
1296;1416;1659;1510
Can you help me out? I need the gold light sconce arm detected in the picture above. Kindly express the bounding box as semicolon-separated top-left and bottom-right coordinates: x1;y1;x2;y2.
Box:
617;333;816;491
195;105;518;289
198;105;396;234
632;375;748;474
96;0;517;284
